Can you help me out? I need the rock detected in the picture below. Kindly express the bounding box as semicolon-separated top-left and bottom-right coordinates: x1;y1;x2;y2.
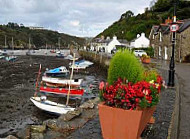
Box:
16;125;30;139
4;135;18;139
58;108;82;122
31;133;44;139
31;125;46;133
91;97;100;105
43;119;58;131
80;101;94;109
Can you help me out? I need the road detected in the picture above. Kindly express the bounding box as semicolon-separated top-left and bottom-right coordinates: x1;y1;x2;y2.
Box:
152;59;190;139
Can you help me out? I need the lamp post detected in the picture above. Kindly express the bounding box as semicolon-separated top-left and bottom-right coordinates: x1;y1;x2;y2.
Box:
168;0;177;87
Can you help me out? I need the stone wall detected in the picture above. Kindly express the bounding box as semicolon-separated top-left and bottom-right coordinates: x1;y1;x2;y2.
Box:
150;26;190;62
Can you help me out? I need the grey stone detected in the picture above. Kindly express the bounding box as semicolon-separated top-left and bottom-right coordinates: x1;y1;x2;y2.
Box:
31;133;44;139
4;135;18;139
58;108;82;122
31;125;46;133
43;119;58;131
80;101;94;109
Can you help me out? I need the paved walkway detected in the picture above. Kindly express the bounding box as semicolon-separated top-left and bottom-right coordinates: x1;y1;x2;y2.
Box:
175;63;190;139
152;59;190;139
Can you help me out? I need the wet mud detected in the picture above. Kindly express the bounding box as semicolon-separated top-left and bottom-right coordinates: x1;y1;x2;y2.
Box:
0;55;107;137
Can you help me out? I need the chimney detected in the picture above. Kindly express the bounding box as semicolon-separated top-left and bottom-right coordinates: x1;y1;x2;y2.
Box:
165;17;172;24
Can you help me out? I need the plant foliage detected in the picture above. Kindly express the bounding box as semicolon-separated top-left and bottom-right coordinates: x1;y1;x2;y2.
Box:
107;50;144;85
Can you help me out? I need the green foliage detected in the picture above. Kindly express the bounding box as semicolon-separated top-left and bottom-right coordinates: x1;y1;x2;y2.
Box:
107;50;144;85
139;86;159;108
143;70;158;82
97;0;190;41
0;23;85;49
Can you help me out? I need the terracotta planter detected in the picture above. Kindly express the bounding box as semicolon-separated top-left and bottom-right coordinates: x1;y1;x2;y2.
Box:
98;102;156;139
141;58;151;64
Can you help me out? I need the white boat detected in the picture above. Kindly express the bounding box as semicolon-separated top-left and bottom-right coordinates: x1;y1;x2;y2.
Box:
30;96;75;115
42;76;83;86
69;64;87;70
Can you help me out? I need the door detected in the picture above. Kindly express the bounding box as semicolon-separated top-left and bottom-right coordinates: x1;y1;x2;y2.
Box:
164;47;168;60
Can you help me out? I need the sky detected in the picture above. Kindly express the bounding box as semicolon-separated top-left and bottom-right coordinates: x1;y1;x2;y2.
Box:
0;0;152;37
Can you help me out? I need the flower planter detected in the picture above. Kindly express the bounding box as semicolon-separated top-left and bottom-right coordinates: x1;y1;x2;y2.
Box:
141;58;151;64
98;102;156;139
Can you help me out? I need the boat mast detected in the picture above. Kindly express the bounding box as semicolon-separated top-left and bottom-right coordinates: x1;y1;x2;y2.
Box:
34;64;42;97
58;37;60;50
4;35;7;49
29;37;31;50
66;53;75;106
12;37;14;51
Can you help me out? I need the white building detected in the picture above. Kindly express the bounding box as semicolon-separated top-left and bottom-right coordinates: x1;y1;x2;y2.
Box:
105;36;121;53
130;33;150;48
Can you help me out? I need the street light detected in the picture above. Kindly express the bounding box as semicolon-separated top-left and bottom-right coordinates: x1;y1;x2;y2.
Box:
168;0;178;87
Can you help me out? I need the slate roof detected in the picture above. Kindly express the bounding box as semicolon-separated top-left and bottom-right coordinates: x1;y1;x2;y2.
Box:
155;19;190;34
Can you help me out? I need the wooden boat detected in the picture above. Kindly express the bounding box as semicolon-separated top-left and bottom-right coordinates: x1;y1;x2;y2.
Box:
42;76;83;87
40;86;84;96
30;96;75;115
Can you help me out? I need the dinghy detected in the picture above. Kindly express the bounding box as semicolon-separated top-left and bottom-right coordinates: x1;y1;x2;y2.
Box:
30;96;75;115
45;66;69;77
42;76;83;87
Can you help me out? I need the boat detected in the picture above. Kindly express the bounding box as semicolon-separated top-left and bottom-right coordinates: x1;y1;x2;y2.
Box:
40;86;84;97
30;96;75;115
42;76;83;87
69;60;94;70
30;53;79;115
56;53;64;58
64;55;79;61
69;64;87;70
45;66;69;77
5;56;17;62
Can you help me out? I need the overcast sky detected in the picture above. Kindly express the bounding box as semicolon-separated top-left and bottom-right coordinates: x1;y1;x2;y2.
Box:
0;0;152;37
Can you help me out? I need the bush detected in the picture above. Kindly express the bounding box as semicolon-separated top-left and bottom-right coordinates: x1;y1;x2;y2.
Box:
143;70;158;82
107;50;144;84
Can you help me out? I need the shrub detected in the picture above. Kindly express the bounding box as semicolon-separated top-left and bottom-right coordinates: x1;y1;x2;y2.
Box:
107;50;144;84
143;70;158;82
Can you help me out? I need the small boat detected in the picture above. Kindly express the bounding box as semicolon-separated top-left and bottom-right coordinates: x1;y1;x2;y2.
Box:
45;66;69;77
5;56;17;62
40;86;84;96
30;96;75;115
65;55;79;61
42;76;83;87
0;55;5;59
56;53;64;58
69;64;87;70
75;60;93;67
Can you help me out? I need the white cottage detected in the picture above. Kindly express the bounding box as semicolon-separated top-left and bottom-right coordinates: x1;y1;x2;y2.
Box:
105;36;121;53
130;33;150;48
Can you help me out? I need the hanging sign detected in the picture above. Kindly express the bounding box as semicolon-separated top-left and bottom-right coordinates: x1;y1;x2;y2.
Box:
170;24;179;32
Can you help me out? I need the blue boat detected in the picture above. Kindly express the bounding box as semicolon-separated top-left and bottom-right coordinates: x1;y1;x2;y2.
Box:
45;66;69;77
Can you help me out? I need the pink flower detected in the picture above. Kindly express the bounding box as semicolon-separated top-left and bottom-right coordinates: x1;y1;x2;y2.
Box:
99;81;105;90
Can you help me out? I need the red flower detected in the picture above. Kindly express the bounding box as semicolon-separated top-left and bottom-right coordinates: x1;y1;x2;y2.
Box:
99;81;104;90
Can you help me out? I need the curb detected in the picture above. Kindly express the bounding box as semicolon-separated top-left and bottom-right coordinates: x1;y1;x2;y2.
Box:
167;73;180;139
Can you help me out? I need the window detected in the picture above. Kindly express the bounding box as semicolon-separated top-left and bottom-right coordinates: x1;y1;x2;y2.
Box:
159;32;162;42
159;46;161;56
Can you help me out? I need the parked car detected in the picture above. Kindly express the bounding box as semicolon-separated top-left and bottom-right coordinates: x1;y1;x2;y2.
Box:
134;50;147;57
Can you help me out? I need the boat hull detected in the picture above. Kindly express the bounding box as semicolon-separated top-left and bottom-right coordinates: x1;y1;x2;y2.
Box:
30;97;75;115
42;76;83;87
40;86;84;96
